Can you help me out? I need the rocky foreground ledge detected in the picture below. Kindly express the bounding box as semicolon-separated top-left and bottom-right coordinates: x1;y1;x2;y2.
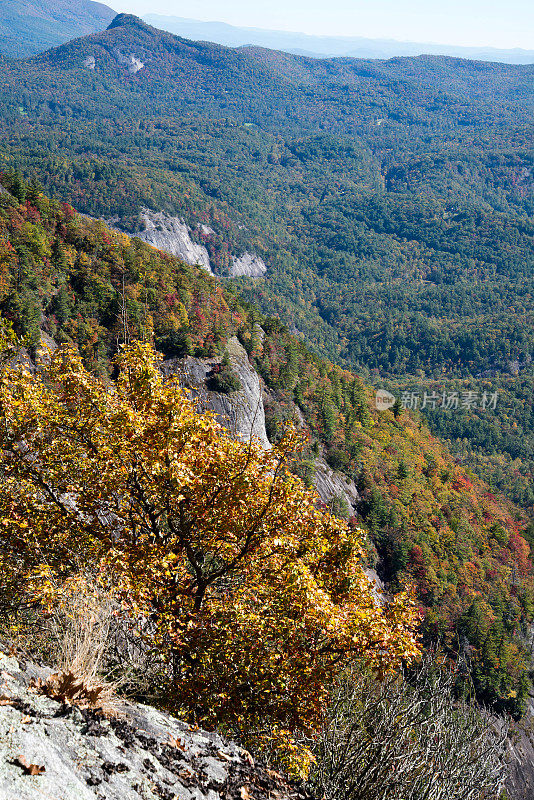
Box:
0;651;309;800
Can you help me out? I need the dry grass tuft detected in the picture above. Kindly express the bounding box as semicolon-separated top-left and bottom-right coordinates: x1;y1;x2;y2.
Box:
39;579;122;715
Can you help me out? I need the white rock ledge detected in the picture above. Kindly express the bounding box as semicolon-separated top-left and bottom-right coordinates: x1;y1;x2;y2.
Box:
229;253;267;278
134;210;213;274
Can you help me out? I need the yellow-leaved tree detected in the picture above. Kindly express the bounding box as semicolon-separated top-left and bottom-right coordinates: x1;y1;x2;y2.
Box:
0;342;420;771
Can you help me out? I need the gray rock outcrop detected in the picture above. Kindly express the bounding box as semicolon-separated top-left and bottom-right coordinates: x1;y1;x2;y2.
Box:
134;211;213;274
161;337;270;449
229;253;267;279
101;209;268;281
0;651;308;800
161;338;361;510
312;458;360;516
507;719;534;800
362;568;386;604
114;49;145;73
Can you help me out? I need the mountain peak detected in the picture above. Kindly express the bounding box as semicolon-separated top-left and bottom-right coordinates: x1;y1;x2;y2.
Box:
107;13;150;32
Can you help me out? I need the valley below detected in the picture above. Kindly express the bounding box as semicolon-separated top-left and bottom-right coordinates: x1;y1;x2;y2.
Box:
0;9;532;799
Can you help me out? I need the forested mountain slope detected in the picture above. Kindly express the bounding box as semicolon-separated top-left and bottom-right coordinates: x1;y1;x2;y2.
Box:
2;14;532;127
0;12;532;511
0;0;115;59
0;176;532;716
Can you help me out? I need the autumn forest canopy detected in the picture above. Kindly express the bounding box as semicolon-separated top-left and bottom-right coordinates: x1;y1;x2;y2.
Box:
0;11;532;793
0;13;531;513
0;177;532;723
0;336;419;764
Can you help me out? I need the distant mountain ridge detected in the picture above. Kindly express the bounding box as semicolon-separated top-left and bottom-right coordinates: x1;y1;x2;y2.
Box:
0;0;116;59
144;14;534;65
16;13;531;132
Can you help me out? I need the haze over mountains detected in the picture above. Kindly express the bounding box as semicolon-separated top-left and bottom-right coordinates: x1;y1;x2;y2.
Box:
144;14;534;65
1;0;532;64
7;13;529;129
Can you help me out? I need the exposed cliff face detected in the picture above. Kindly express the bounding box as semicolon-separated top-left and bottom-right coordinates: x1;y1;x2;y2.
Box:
505;667;534;800
161;337;271;450
110;208;269;281
114;49;144;73
507;719;534;800
0;651;308;800
313;458;360;516
229;253;267;279
132;210;213;274
161;336;362;514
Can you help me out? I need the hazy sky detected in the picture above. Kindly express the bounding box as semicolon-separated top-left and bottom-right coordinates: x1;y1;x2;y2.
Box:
110;0;534;49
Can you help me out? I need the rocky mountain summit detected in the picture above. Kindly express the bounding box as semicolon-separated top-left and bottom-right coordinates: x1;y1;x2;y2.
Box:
0;650;309;800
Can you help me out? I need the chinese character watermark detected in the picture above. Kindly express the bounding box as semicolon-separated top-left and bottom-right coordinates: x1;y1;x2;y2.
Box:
376;388;499;412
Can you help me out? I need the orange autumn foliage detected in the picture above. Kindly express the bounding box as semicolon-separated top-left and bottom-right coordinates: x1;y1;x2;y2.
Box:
0;341;420;769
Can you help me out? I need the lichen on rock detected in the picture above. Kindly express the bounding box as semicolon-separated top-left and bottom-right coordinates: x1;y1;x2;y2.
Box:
0;651;309;800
